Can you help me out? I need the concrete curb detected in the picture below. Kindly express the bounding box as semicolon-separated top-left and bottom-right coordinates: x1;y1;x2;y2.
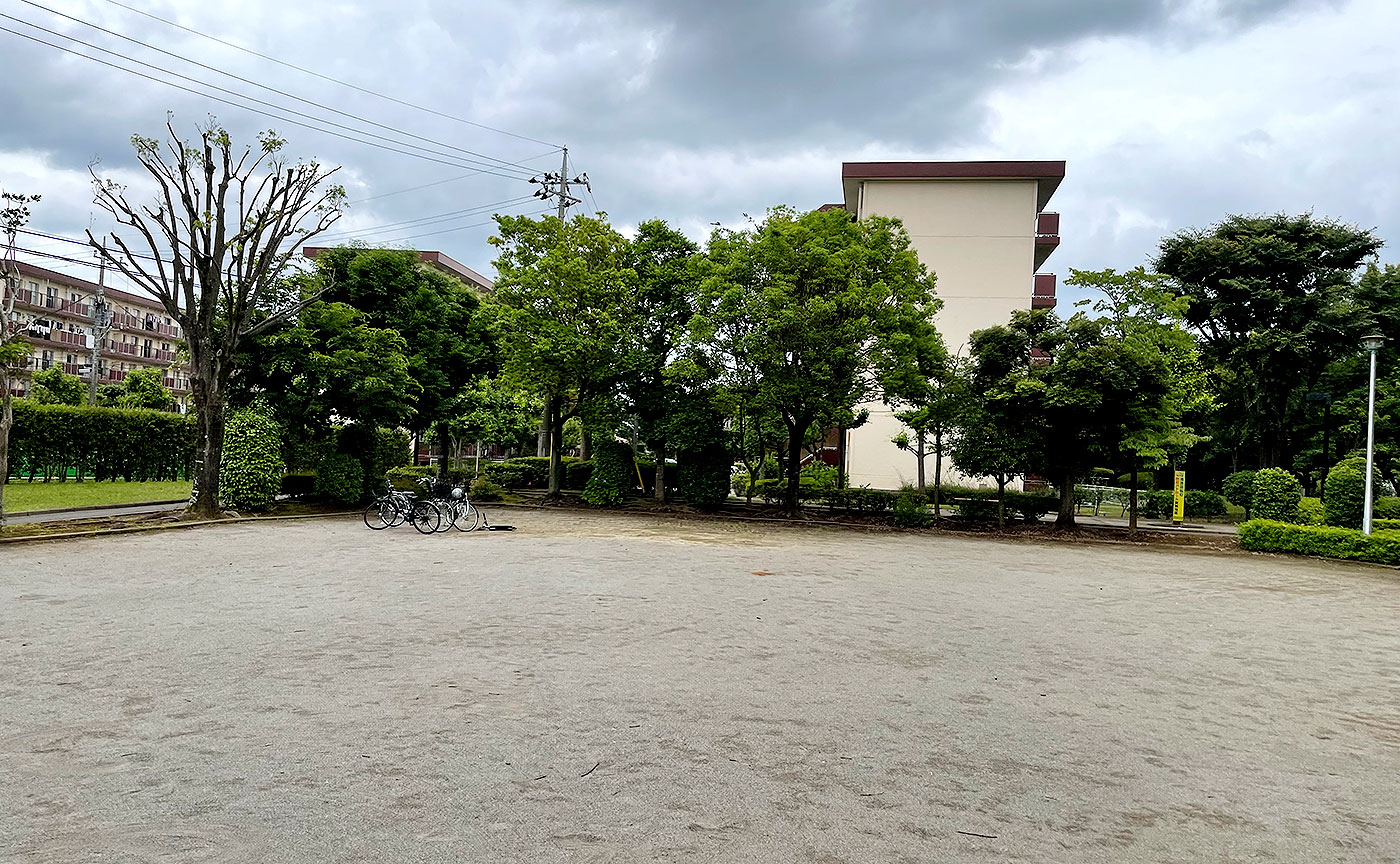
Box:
0;510;357;546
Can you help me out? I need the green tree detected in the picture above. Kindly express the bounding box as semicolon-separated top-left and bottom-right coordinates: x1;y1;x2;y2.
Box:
618;219;704;502
489;213;637;496
231;276;420;437
117;367;174;410
29;365;86;406
1155;214;1381;470
890;354;960;514
313;247;494;476
949;399;1034;529
1;188;42;526
694;207;941;514
447;376;540;465
91;120;344;518
967;309;1176;528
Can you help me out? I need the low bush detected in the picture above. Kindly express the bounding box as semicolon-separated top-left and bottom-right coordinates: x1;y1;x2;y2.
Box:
1372;496;1400;520
1238;519;1400;566
1005;490;1058;522
1222;470;1257;519
678;445;732;511
1373;518;1400;531
893;486;932;528
818;486;894;513
1185;489;1227;519
1141;489;1173;519
505;456;553;488
800;462;839;491
385;465;436;491
469;475;506;502
1252;468;1302;522
582;440;634;506
1295;497;1326;526
315;453;365;506
219;409;285;511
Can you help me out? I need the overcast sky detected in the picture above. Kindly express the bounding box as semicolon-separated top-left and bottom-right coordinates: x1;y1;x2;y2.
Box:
1;0;1395;308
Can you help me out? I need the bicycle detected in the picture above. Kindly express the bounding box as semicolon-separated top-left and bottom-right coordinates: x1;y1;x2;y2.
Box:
416;476;481;533
363;484;443;534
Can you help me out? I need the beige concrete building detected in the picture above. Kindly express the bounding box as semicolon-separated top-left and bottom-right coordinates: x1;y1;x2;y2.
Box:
837;160;1065;490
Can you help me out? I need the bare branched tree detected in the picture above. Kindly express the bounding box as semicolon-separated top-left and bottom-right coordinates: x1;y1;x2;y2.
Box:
0;189;42;528
90;118;344;518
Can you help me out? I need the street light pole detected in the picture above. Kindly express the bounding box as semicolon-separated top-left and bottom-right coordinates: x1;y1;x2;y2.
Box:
1361;334;1385;535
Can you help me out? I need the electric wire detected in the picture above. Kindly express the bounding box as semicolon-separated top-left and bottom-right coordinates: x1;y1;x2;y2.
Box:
97;0;560;149
315;196;535;242
352;148;559;203
0;21;533;178
17;0;540;177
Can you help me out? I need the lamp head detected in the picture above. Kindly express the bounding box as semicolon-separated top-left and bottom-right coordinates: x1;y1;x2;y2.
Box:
1362;334;1386;352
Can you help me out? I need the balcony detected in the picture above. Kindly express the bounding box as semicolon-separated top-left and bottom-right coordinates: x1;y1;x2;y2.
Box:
1035;211;1060;270
1033;273;1057;309
55;329;89;349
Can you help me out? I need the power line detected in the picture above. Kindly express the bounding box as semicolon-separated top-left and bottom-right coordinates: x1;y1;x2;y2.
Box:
352;148;560;203
0;21;533;179
361;210;551;247
97;0;561;149
17;0;542;178
17;227;160;262
315;196;535;242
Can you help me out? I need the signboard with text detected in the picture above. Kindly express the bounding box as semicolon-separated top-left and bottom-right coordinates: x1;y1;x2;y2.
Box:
1173;470;1186;522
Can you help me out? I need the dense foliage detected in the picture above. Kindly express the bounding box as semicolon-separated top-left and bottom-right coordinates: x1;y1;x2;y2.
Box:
7;401;194;482
581;440;635;506
219;408;285;511
1239;519;1400;565
1252;467;1303;522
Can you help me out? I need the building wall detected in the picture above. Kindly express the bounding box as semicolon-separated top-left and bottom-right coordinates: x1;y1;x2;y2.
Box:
846;178;1039;490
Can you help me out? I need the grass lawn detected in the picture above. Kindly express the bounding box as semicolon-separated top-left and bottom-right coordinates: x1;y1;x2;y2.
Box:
2;480;191;513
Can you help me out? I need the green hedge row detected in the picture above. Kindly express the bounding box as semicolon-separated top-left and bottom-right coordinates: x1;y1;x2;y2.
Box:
6;400;194;482
1238;519;1400;566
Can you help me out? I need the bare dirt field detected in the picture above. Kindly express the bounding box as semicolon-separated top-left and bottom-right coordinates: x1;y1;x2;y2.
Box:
2;509;1397;863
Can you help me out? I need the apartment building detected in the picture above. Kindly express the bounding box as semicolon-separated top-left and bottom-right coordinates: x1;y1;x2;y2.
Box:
836;160;1065;490
5;260;191;400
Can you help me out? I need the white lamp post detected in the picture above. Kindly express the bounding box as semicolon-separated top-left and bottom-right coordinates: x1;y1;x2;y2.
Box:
1362;334;1385;535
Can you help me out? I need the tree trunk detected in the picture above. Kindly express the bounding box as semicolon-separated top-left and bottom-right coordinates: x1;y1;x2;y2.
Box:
580;427;592;461
537;396;553;458
547;404;563;498
189;388;226;519
915;429;926;492
652;442;666;502
996;475;1007;529
836;425;847;490
0;372;12;528
1054;473;1076;529
435;422;450;480
1128;456;1139;536
783;419;807;516
932;430;943;518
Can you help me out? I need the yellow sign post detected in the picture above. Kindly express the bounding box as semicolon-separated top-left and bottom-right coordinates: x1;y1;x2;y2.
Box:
1172;470;1186;524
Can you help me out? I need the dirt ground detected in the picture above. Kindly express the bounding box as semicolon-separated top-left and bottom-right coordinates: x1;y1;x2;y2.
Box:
2;509;1397;863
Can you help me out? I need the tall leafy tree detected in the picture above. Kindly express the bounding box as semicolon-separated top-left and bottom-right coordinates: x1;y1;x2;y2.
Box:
619;220;704;501
90;120;344;517
313;247;494;475
695;207;941;514
28;365;87;406
116;368;174;410
889;353;960;513
1155;213;1381;469
489;213;637;496
1;188;41;527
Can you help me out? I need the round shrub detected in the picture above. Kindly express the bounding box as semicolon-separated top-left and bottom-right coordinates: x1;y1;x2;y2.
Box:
893;485;933;528
469;475;506;502
1222;470;1257;518
220;409;285;511
1295;497;1326;526
582;440;635;506
1323;461;1366;529
678;445;732;511
1252;468;1302;523
315;452;364;506
1141;489;1173;519
565;459;594;490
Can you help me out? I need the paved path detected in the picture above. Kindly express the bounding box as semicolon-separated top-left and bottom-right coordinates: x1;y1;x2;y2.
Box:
5;501;184;525
2;511;1395;862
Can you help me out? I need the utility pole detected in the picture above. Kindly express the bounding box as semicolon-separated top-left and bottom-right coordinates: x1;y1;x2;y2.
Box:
88;240;111;406
526;147;591;457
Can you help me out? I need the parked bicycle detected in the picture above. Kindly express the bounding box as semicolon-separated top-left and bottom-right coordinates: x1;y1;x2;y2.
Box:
363;484;443;534
416;476;481;533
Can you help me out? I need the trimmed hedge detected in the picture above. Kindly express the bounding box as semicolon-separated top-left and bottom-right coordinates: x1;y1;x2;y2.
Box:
565;459;594;490
582;441;634;506
678;445;731;511
220;409;285;511
481;456;577;489
7;400;194;482
1373;497;1400;519
1253;468;1302;522
1295;496;1326;526
1239;519;1400;566
470;475;506;502
1373;518;1400;531
1323;461;1366;529
1185;489;1227;519
315;453;365;506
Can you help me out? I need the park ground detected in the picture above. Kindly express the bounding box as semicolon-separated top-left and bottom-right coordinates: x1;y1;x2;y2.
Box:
1;511;1396;862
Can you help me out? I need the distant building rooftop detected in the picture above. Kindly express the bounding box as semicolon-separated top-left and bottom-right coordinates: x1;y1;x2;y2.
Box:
841;160;1067;212
302;247;493;292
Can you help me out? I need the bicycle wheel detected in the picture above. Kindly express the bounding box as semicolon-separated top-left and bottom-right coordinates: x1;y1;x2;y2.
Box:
411;499;442;534
433;500;456;533
363;500;392;530
451;501;481;532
